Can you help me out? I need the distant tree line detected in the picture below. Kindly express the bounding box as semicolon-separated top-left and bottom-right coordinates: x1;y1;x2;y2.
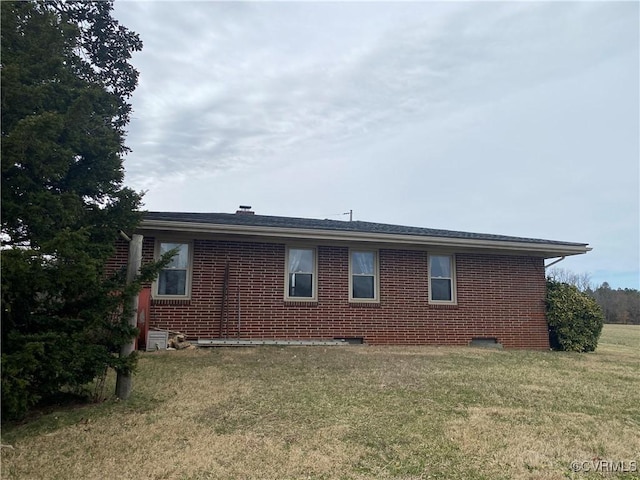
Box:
590;283;640;325
547;269;640;325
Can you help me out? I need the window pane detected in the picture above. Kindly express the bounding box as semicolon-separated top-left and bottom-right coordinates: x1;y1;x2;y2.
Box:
352;251;374;275
289;273;312;297
430;255;451;278
161;243;189;269
353;276;374;299
289;249;313;273
431;278;452;301
158;270;187;295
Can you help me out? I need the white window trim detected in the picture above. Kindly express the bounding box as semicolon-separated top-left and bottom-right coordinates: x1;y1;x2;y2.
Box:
284;246;318;302
428;253;457;305
152;239;194;300
349;248;380;303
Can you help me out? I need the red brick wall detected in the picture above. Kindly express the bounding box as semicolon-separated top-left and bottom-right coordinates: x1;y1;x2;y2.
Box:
107;237;550;349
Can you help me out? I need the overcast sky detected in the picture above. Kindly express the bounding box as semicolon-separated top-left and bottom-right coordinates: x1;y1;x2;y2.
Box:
112;1;639;289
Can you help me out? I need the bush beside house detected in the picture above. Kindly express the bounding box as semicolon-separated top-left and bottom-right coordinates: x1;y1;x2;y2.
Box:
546;280;604;352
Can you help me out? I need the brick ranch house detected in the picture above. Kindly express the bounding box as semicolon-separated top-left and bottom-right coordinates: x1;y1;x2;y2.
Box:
108;208;590;349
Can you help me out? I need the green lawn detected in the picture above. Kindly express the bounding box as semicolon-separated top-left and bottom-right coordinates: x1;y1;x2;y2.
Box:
2;324;639;479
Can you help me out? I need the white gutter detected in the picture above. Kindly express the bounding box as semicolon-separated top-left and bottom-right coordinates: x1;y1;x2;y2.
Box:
139;219;590;258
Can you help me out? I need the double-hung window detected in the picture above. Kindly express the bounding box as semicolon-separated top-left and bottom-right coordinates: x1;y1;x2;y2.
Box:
286;247;316;300
155;241;191;298
350;250;378;301
429;254;456;303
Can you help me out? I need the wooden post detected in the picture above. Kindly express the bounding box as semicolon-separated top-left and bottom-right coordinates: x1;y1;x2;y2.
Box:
115;233;143;400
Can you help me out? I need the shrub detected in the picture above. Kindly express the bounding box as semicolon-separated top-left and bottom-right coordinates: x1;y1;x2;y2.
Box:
1;324;115;420
546;280;604;352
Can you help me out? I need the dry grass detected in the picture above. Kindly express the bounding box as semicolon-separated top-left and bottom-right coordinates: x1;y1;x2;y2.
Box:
2;324;639;479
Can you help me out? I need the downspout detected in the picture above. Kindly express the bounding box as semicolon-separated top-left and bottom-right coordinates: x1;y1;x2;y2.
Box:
237;285;241;338
544;256;566;269
220;262;230;338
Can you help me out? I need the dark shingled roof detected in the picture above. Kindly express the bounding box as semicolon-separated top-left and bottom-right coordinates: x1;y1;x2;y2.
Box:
144;211;586;247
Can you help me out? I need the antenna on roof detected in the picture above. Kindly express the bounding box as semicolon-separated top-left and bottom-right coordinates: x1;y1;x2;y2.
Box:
325;210;353;221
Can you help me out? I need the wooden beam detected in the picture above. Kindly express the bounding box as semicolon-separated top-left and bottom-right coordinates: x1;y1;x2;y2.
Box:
115;233;143;400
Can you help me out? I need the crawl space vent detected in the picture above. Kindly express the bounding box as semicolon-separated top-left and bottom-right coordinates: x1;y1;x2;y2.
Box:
469;337;503;349
334;337;364;345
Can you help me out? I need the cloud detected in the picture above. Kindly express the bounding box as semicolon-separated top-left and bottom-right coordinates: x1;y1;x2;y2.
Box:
121;2;634;188
114;1;639;288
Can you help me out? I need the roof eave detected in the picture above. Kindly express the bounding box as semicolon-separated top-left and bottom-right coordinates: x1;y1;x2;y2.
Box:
138;219;590;258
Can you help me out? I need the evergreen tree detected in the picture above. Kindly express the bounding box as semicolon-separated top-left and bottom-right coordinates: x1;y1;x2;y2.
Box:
1;1;154;419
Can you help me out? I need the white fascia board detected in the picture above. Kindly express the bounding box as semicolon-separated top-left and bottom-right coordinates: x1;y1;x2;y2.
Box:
139;219;590;258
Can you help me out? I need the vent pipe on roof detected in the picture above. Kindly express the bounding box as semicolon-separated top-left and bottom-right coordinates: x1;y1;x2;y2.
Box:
236;205;255;215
